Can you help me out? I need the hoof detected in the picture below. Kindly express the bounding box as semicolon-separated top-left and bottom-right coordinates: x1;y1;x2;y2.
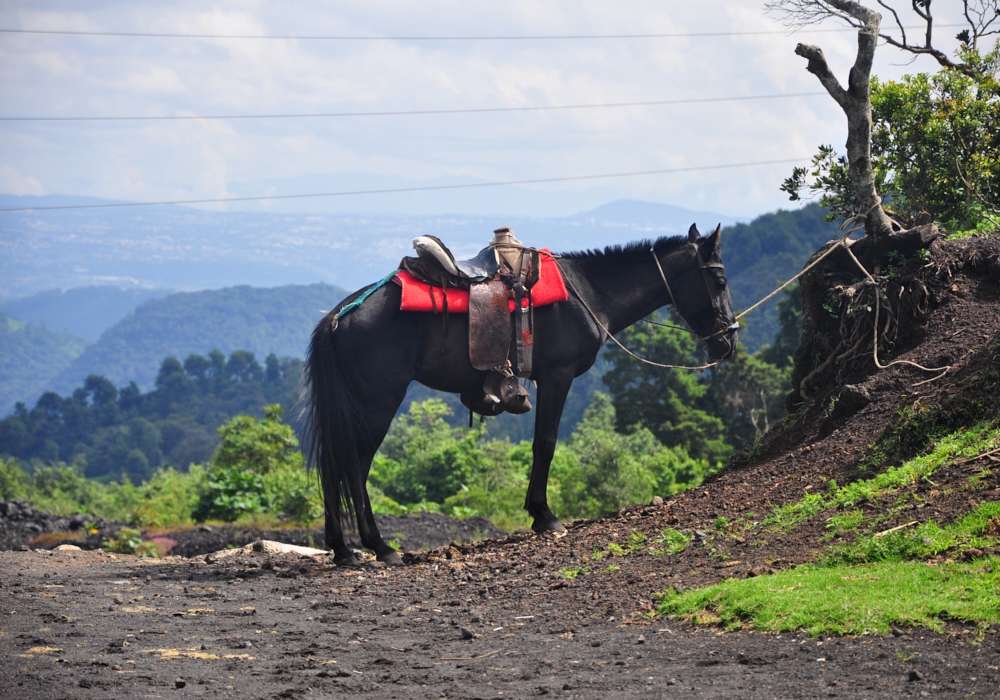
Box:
377;550;402;566
334;552;361;567
531;518;566;534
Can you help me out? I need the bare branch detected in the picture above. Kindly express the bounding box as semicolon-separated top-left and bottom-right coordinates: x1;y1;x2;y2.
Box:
869;0;1000;78
795;43;851;106
877;1;907;45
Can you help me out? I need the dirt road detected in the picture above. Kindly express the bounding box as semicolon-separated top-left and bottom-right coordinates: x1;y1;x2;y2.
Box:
2;545;998;699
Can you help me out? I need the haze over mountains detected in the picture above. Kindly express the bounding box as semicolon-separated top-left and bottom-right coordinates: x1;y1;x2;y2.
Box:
1;195;743;298
0;195;838;418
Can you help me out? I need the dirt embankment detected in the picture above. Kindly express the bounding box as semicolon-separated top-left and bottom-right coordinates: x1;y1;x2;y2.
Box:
2;235;999;698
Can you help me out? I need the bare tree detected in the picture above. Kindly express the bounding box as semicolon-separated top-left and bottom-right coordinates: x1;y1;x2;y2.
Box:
766;0;896;238
768;1;999;238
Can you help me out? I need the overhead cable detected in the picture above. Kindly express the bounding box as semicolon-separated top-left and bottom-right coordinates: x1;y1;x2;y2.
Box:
0;91;827;122
0;157;807;213
0;24;961;41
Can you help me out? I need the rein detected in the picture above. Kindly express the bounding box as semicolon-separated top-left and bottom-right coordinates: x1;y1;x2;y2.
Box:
553;254;723;371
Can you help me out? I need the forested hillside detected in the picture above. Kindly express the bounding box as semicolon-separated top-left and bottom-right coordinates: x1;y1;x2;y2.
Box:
0;313;89;416
0;350;302;484
47;283;348;395
0;286;172;342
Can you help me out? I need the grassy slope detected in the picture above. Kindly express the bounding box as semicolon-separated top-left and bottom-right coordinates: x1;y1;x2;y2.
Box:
656;333;1000;637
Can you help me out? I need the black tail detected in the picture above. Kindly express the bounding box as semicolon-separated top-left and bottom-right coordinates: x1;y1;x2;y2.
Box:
303;313;366;532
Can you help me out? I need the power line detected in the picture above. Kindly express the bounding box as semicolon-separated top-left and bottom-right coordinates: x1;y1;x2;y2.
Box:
0;158;807;213
0;24;962;41
0;92;827;122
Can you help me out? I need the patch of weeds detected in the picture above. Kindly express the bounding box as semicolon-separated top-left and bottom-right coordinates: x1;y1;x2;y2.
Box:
559;566;588;579
705;543;733;561
763;425;1000;532
824;502;1000;565
602;564;621;573
387;538;402;551
652;527;692;555
103;528;160;558
627;531;647;552
749;539;769;548
967;468;992;490
595;530;650;560
606;542;627;557
656;556;1000;636
823;509;865;541
714;516;729;531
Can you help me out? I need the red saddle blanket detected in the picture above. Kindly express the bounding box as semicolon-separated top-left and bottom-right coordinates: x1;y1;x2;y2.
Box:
394;248;568;313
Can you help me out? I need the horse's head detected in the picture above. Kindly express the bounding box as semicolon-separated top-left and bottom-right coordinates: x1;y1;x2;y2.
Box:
664;223;739;361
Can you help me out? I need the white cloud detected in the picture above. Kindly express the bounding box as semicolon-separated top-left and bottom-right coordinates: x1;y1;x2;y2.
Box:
0;0;991;217
0;164;45;195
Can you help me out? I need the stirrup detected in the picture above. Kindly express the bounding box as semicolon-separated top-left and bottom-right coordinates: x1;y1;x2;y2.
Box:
483;370;531;415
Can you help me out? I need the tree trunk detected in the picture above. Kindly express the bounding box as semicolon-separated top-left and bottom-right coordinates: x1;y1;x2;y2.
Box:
794;1;895;239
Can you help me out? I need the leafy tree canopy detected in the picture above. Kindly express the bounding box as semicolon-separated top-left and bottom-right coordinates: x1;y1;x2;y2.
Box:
783;46;1000;234
0;350;302;483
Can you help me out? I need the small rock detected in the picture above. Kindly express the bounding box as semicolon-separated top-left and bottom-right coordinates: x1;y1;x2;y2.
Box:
335;669;351;678
636;634;645;644
908;670;924;682
651;496;664;507
590;640;601;647
460;628;474;640
175;678;186;689
562;683;572;691
54;544;82;551
667;678;677;686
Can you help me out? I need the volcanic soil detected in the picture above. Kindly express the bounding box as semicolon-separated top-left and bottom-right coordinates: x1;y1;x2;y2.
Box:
2;236;999;698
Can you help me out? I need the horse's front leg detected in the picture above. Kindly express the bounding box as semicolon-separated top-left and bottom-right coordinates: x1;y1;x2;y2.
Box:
525;368;574;533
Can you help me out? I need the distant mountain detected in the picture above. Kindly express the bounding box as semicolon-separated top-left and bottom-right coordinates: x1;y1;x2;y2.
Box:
0;313;89;414
0;286;173;343
0;194;743;299
47;283;349;395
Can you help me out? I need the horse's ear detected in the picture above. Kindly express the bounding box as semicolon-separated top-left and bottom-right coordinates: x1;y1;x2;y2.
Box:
710;223;722;250
687;224;700;243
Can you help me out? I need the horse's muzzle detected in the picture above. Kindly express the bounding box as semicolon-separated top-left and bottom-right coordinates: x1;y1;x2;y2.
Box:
707;327;739;361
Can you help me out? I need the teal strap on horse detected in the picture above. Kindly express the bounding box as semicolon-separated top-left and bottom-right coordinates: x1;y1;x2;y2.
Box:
332;269;399;329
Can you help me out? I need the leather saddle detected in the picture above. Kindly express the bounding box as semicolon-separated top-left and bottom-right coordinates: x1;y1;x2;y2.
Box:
399;228;540;419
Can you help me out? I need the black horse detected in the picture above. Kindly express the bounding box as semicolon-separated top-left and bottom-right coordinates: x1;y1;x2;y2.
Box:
305;224;739;565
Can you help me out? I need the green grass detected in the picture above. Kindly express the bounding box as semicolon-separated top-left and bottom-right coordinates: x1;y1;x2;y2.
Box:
657;557;1000;636
824;502;1000;565
658;503;1000;636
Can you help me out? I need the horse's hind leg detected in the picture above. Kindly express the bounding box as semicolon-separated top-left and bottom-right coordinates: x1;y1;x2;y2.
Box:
346;360;414;564
324;509;358;566
352;475;401;564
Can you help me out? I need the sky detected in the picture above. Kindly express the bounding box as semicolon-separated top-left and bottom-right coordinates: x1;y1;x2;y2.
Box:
0;0;981;218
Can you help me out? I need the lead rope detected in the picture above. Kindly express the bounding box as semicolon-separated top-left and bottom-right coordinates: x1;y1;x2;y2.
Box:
555;214;951;380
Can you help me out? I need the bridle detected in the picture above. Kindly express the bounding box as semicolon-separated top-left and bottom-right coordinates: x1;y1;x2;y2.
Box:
650;243;740;350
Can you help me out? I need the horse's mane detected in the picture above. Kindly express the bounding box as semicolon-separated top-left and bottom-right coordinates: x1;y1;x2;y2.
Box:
558;235;688;267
